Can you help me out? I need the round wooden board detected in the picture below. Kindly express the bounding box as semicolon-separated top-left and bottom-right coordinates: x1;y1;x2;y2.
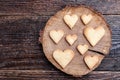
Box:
41;6;111;76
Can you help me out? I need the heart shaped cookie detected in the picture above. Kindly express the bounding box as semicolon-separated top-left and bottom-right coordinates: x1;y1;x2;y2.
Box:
84;55;99;70
64;14;78;29
77;44;89;55
53;49;74;68
50;30;64;44
66;34;78;45
81;14;93;25
84;26;105;46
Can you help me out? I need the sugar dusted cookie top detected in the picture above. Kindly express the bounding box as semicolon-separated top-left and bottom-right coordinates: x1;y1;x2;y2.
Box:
41;6;111;77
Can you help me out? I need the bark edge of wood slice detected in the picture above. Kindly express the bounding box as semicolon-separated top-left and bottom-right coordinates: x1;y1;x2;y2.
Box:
41;5;112;77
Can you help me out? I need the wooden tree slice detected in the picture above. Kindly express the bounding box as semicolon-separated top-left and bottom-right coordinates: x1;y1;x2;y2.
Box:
41;6;111;76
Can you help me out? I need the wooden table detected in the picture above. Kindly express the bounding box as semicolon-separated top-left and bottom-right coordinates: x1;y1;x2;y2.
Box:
0;0;119;80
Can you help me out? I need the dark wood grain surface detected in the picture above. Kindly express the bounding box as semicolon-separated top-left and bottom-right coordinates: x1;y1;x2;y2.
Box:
0;0;120;80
